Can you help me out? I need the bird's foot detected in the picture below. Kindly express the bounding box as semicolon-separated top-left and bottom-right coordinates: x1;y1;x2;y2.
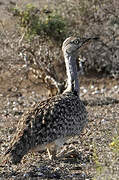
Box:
47;147;57;160
57;145;79;159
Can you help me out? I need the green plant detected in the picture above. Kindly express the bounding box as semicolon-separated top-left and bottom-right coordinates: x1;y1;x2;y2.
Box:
41;13;67;41
12;4;41;39
12;4;67;41
92;144;103;174
110;136;119;153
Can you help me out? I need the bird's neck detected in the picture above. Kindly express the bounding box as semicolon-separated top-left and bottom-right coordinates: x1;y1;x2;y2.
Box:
64;53;79;96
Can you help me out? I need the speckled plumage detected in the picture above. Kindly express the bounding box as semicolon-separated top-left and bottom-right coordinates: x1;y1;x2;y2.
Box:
5;92;87;164
4;36;95;164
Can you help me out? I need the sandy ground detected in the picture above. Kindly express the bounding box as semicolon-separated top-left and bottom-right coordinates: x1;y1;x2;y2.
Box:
0;76;119;179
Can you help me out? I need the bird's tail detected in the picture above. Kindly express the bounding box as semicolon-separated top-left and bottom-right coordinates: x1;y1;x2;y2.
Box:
3;136;30;165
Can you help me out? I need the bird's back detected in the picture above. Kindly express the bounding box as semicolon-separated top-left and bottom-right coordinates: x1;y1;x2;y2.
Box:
5;92;87;164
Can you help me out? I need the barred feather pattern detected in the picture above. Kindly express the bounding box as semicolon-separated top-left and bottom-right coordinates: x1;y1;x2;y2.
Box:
5;92;87;164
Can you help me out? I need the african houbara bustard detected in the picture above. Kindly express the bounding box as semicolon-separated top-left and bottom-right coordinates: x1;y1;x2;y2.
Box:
4;36;98;165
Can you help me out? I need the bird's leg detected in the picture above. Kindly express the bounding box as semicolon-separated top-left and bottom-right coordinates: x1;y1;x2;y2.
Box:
47;137;72;160
46;144;57;160
56;145;69;158
57;144;79;159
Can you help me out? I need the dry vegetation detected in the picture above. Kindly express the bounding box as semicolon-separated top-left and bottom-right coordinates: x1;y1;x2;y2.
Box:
0;0;119;179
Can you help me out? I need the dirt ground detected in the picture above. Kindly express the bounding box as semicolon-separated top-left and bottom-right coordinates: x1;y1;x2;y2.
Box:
0;74;119;180
0;1;119;180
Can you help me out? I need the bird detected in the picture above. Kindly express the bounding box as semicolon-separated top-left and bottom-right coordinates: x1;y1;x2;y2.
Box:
4;36;98;165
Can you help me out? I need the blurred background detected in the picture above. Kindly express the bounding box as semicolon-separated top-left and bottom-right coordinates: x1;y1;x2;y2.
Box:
0;0;119;96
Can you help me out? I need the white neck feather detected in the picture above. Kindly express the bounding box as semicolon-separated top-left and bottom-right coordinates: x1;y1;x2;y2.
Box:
63;53;79;96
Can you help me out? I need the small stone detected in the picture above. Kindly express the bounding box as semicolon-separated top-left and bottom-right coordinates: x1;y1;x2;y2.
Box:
92;90;100;94
90;85;94;89
101;119;107;124
23;173;29;177
83;89;87;94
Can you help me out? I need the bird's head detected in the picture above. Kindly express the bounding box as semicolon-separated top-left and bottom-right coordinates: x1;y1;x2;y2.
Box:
62;36;98;55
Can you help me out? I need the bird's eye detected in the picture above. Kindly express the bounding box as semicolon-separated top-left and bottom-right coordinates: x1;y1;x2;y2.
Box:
73;39;79;45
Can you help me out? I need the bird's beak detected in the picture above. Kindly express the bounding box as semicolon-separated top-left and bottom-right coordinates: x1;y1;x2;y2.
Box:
81;37;99;46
